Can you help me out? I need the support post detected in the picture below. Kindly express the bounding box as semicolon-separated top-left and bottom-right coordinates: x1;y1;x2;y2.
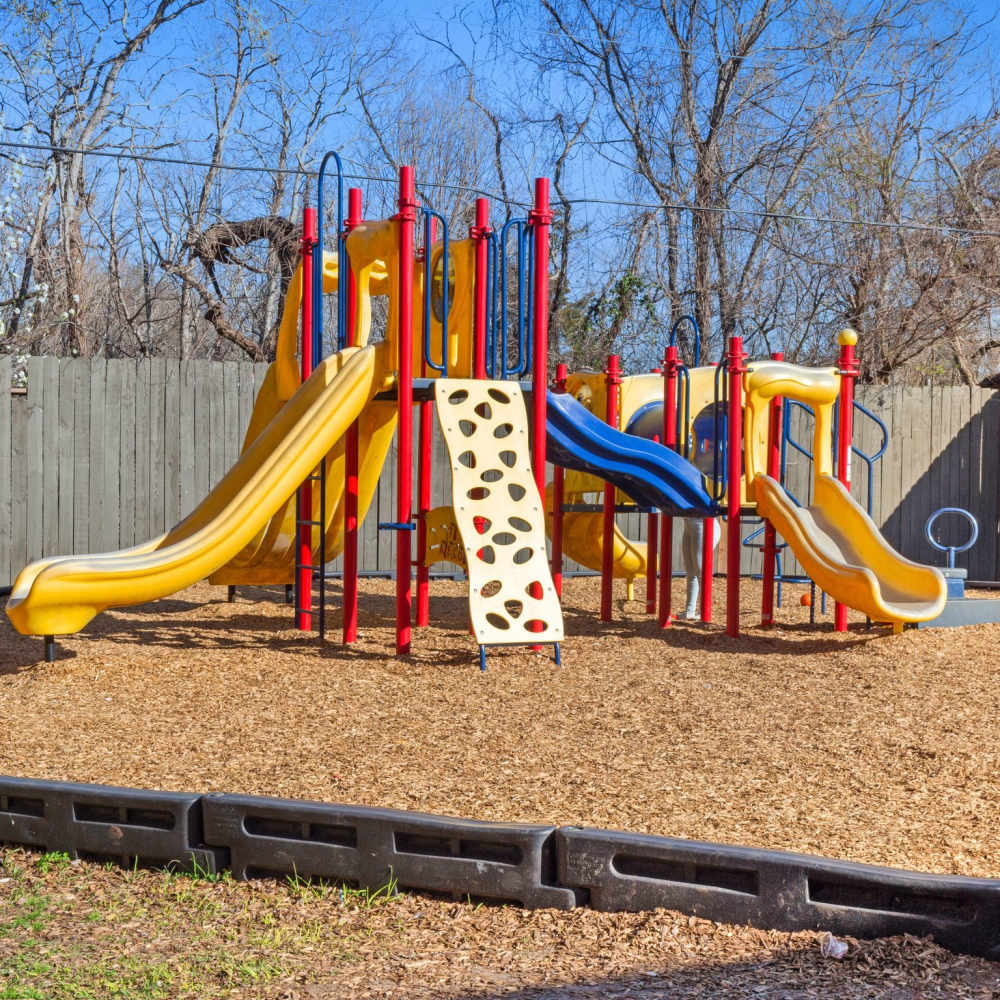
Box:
761;350;784;626
835;329;859;633
551;363;567;598
601;354;622;622
343;188;363;644
295;206;317;631
416;213;437;627
471;198;490;380
726;336;746;638
646;426;661;616
658;349;679;627
530;179;552;646
395;167;417;655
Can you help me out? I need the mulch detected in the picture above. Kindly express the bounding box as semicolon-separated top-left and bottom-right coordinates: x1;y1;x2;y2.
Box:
2;576;999;993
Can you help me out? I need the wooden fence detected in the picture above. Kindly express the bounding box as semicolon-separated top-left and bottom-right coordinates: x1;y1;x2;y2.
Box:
2;355;998;589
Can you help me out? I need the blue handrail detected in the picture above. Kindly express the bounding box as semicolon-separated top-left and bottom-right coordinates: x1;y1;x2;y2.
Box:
669;314;701;367
315;151;345;357
499;219;530;378
421;209;449;376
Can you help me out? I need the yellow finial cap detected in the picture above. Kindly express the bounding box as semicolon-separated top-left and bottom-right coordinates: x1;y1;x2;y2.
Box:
837;328;858;347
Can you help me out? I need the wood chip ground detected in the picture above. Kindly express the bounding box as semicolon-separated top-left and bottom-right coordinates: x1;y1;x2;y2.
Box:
2;577;998;995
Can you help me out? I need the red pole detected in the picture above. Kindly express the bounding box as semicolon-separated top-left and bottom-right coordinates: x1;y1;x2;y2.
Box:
395;166;416;654
835;329;858;632
761;350;784;627
601;354;621;622
530;179;552;645
646;429;660;616
343;189;363;643
295;207;317;630
552;363;567;598
416;215;437;628
658;348;679;627
472;198;490;380
760;349;784;626
726;336;746;638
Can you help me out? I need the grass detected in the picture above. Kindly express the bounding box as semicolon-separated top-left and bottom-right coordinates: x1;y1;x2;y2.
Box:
0;847;404;1000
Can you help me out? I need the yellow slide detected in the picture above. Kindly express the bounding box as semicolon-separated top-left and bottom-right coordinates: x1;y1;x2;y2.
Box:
6;343;392;636
744;352;945;626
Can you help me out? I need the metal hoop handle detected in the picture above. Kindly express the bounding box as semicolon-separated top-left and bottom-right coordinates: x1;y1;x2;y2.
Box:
924;507;978;568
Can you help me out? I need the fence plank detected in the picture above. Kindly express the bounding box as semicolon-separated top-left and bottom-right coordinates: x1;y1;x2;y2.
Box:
25;359;45;563
163;361;181;528
71;358;91;554
40;358;60;560
223;362;240;472
148;358;166;537
10;390;27;577
0;356;11;584
194;364;211;504
103;360;124;556
179;361;197;519
118;360;137;549
87;360;107;553
208;362;226;489
134;360;151;543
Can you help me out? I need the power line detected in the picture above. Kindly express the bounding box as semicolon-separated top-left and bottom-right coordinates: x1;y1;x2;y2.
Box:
2;139;997;239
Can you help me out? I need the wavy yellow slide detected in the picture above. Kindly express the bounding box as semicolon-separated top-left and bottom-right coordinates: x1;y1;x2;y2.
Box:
6;343;392;636
745;353;945;627
755;474;946;625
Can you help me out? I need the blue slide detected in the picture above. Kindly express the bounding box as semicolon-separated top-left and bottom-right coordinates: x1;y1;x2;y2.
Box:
546;391;718;517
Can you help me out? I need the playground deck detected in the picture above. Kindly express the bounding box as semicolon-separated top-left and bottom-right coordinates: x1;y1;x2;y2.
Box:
1;577;997;881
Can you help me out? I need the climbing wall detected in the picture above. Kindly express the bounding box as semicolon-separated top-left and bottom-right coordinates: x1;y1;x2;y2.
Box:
434;380;564;647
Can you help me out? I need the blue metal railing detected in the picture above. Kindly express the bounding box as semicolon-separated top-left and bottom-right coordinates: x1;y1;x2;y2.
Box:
421;209;449;376
315;151;346;357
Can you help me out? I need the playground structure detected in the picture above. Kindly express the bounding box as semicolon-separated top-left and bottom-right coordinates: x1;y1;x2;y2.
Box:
6;159;951;663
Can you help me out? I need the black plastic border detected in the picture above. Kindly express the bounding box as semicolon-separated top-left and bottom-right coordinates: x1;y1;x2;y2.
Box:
2;776;997;960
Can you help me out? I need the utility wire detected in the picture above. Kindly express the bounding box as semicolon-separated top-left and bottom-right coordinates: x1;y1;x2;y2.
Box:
2;139;997;239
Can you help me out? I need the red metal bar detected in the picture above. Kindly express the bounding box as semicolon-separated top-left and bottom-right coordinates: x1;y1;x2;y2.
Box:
646;430;660;615
835;330;858;632
343;188;363;644
530;179;552;645
551;363;567;598
601;354;622;622
658;348;679;627
296;207;318;630
416;214;437;628
471;197;490;380
726;336;746;638
761;350;784;627
395;166;416;654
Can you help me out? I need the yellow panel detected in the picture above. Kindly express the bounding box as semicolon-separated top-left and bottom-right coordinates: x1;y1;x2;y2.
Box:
435;380;563;646
7;343;393;636
423;506;467;569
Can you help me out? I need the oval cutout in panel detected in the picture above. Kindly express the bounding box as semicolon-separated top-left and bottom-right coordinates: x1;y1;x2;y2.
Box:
481;580;502;598
492;531;516;546
480;468;503;483
477;545;496;565
493;423;514;439
509;516;532;532
513;547;533;565
504;599;524;619
485;612;510;630
524;581;544;597
458;450;476;469
474;516;492;535
448;389;469;405
488;388;511;404
508;484;526;501
459;419;477;437
524;619;549;633
467;487;489;500
499;450;516;468
474;401;492;420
